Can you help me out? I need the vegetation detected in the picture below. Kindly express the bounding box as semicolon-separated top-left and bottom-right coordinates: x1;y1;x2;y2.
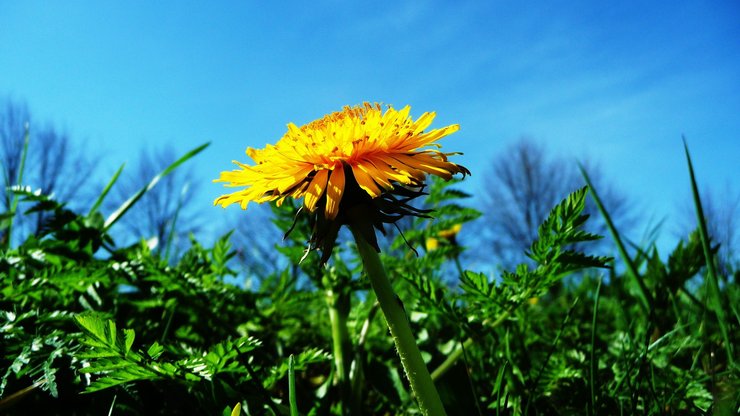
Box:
1;135;738;414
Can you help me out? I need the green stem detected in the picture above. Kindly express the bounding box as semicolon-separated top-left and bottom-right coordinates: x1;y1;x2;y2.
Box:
431;286;536;382
350;225;446;416
431;337;472;381
350;295;378;415
453;255;465;280
589;277;602;416
325;287;352;415
164;182;188;262
431;307;513;381
288;355;298;416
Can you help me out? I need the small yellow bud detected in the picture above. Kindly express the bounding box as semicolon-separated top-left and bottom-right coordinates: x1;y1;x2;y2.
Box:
425;237;439;251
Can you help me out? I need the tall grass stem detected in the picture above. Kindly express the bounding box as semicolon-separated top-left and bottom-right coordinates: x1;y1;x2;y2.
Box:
325;286;352;415
288;354;298;416
104;143;209;230
164;182;189;262
580;165;653;314
683;140;734;365
88;164;125;217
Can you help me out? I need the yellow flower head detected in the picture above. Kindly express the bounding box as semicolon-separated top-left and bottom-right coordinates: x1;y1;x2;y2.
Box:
214;103;469;261
425;237;440;252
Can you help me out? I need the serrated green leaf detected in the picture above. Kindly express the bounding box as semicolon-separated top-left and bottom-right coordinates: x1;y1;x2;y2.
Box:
147;342;164;360
460;271;493;297
107;320;117;346
74;314;110;345
123;329;135;355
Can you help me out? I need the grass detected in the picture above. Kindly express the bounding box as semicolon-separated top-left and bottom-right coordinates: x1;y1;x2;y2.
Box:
0;143;737;415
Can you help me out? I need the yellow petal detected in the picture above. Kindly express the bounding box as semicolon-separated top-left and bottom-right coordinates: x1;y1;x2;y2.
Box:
303;169;329;212
325;165;345;220
412;111;436;134
356;161;394;190
350;164;382;198
214;103;468;221
275;164;315;192
364;156;413;185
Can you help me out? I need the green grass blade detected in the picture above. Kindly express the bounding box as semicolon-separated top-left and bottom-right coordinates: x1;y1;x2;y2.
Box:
88;163;125;217
5;124;30;249
288;354;298;416
107;394;117;416
579;164;653;314
683;139;734;365
589;276;603;416
494;361;508;416
104;143;209;230
163;182;188;262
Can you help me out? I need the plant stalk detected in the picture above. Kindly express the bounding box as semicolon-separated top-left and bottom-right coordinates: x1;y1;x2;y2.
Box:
350;225;446;416
325;286;353;415
431;285;535;382
589;276;602;416
431;306;513;381
350;295;378;415
579;165;653;315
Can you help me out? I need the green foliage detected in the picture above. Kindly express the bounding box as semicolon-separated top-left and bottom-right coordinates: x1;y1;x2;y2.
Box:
478;187;607;298
73;312;266;393
1;147;737;415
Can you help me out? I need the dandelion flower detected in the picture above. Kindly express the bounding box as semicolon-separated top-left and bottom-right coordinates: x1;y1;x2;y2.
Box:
215;104;466;413
215;102;469;260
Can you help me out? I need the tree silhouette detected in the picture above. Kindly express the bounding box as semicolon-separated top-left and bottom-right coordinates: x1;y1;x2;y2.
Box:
477;137;631;268
28;124;97;232
1;99;30;215
1;98;97;243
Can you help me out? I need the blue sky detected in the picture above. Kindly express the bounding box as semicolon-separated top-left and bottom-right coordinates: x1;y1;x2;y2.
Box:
1;1;739;250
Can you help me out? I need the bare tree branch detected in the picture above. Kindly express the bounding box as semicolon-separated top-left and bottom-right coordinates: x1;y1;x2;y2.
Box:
1;98;98;241
29;124;98;232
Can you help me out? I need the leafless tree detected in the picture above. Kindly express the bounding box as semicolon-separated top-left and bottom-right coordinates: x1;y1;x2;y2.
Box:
108;145;202;260
476;137;632;268
1;98;97;242
28;124;97;231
